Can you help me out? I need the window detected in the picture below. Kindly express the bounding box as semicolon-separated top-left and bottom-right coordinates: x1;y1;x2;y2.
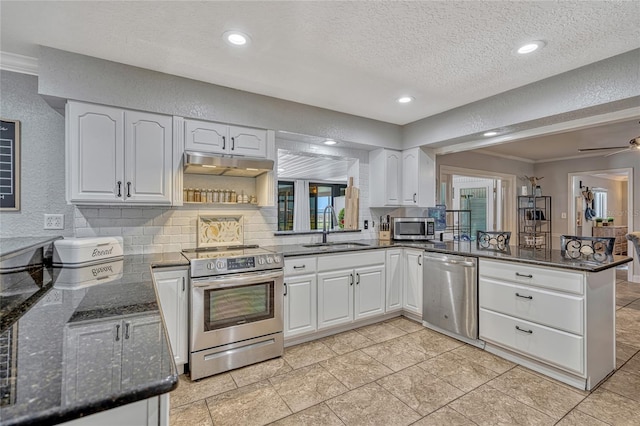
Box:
593;188;608;218
277;181;294;231
277;181;346;231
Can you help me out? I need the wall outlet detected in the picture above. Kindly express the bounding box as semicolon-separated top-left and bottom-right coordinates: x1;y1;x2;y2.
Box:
364;220;369;230
44;214;64;230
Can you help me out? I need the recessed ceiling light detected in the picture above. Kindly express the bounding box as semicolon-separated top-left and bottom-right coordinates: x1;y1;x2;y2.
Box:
483;131;498;137
223;30;250;46
517;40;545;54
397;96;414;104
324;139;337;145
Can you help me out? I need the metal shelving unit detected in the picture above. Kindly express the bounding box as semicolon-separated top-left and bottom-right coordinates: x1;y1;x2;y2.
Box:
444;209;472;241
517;196;552;250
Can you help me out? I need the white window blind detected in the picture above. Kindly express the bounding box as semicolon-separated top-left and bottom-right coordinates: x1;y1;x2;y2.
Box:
593;188;608;218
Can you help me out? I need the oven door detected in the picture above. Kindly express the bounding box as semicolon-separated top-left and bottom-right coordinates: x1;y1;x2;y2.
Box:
191;270;283;353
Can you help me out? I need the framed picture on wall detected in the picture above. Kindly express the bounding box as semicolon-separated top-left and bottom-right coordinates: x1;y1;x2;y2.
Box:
0;119;20;211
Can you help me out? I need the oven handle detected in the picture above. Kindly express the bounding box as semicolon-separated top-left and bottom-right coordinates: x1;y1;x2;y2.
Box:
191;270;284;289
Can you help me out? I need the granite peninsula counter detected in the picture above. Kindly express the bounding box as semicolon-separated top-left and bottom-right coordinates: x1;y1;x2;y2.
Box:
0;253;187;426
273;239;632;272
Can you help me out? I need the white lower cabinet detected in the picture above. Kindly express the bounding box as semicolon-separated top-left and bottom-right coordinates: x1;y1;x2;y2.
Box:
61;394;169;426
153;268;189;367
385;249;403;312
317;251;386;330
479;258;615;390
283;257;317;338
63;313;164;404
403;249;423;317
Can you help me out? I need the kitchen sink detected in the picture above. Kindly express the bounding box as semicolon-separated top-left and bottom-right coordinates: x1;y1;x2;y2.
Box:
302;242;370;249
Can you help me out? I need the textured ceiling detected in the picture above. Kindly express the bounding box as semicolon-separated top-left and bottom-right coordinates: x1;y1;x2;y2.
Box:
1;1;639;125
475;119;640;162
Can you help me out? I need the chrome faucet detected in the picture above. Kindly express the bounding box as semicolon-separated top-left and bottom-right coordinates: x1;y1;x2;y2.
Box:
322;205;339;243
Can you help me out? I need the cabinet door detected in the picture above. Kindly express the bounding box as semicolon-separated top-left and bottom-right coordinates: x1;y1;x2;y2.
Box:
401;148;435;207
403;249;423;316
284;274;317;338
154;269;189;365
124;111;173;204
67;102;124;203
184;119;228;154
120;314;164;390
385;151;402;205
317;269;353;329
402;150;419;205
385;249;403;312
354;265;385;320
63;319;123;403
228;126;267;157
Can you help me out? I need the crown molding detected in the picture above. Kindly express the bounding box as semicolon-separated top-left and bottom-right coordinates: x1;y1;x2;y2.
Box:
0;51;38;76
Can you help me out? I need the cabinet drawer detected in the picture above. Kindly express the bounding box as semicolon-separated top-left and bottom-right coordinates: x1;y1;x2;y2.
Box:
480;308;584;375
284;257;317;276
479;277;584;335
479;260;584;295
317;250;385;271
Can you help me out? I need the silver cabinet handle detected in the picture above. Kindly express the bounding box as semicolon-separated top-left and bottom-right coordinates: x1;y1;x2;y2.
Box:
356;273;360;285
283;282;287;296
116;181;122;197
350;273;353;286
515;272;533;278
222;136;226;150
231;137;235;151
515;325;533;334
515;293;533;300
413;193;417;203
115;324;120;341
293;265;306;270
126;182;132;198
182;277;185;292
418;255;422;266
124;322;130;339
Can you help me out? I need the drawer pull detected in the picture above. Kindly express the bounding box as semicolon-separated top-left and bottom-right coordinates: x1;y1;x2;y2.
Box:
293;265;306;269
515;272;533;278
283;282;287;296
515;325;533;334
515;293;533;300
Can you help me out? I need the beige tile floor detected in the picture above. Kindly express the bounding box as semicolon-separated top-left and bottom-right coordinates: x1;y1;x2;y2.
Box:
170;269;640;425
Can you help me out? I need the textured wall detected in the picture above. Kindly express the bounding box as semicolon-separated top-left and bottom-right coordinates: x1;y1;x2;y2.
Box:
37;47;402;150
403;49;640;148
437;150;535;179
0;71;73;237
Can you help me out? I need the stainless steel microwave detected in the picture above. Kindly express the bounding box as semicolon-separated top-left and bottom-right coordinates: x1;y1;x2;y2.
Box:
391;217;435;240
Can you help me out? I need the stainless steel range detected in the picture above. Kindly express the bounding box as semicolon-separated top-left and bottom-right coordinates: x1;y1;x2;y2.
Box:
182;245;284;380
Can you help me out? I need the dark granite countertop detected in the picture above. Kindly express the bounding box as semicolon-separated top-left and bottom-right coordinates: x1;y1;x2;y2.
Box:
274;239;632;272
0;254;186;426
0;236;62;260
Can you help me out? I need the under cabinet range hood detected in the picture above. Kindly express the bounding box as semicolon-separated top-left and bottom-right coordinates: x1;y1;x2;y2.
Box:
183;151;274;177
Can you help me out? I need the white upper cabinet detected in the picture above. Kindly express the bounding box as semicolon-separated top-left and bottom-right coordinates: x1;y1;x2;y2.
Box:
124;111;173;204
228;125;268;157
184;119;267;158
369;149;402;207
401;147;435;207
67;101;172;205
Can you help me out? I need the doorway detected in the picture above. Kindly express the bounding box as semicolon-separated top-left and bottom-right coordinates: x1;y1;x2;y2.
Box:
568;168;634;282
439;166;516;239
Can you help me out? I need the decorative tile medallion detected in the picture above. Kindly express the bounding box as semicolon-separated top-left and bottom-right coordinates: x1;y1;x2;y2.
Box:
197;215;244;248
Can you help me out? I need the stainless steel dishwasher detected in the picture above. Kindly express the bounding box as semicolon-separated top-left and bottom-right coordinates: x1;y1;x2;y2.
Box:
422;252;481;346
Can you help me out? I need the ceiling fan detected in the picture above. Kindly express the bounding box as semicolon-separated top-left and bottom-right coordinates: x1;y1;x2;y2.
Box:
578;122;640;157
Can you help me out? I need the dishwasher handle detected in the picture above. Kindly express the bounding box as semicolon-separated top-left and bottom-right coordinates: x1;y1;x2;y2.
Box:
423;252;476;266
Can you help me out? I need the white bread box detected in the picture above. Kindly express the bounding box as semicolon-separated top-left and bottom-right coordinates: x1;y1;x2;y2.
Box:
53;237;124;266
53;258;124;289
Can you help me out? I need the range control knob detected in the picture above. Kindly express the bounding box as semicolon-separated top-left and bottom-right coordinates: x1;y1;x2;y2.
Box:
216;260;225;270
266;256;273;264
258;257;266;265
207;262;215;270
274;255;282;263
